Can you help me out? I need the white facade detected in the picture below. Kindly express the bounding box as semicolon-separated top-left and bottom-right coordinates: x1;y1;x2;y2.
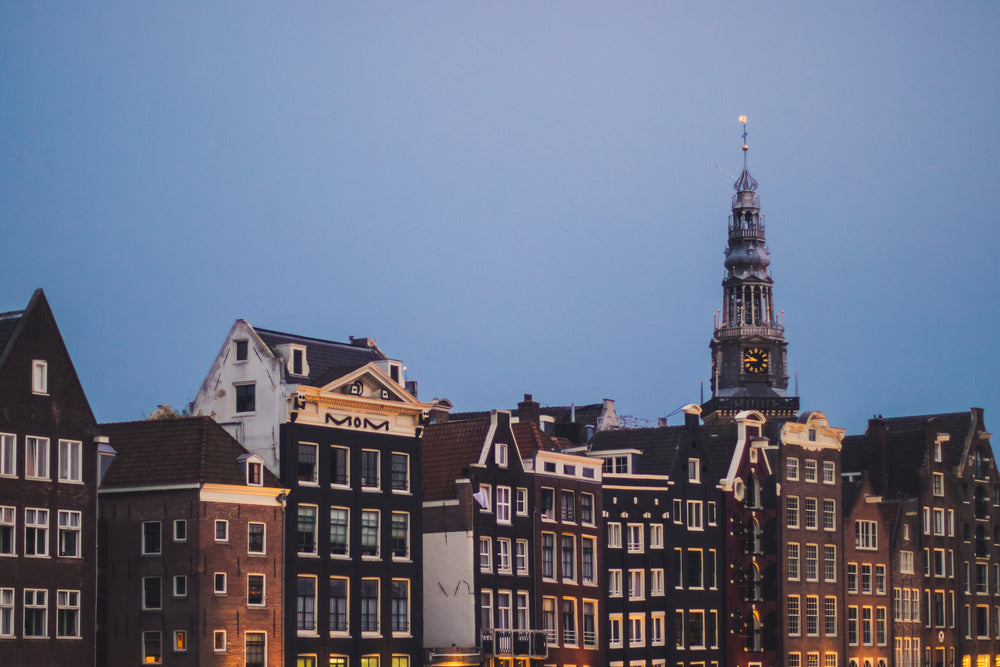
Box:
191;320;294;473
422;528;477;648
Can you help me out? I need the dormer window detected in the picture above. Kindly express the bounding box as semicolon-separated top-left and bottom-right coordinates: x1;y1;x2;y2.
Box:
31;360;47;395
239;454;265;486
292;349;303;375
235;340;248;362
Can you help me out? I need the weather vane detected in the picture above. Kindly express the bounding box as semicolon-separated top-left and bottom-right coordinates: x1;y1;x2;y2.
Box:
739;115;749;153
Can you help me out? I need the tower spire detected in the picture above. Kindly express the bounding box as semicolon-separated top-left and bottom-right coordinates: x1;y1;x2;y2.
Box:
701;118;799;422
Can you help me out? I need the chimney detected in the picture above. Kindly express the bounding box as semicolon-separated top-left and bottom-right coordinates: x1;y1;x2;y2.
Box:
867;415;887;494
657;418;667;428
517;393;540;425
349;336;376;348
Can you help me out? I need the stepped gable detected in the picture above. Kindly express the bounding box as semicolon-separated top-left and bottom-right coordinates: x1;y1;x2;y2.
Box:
422;418;492;502
99;416;281;488
588;426;685;476
842;411;974;498
255;327;386;386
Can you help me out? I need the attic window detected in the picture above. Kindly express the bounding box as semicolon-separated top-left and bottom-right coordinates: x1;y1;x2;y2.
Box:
350;381;363;396
235;340;248;362
495;444;508;467
390;365;400;383
293;349;303;375
31;360;47;395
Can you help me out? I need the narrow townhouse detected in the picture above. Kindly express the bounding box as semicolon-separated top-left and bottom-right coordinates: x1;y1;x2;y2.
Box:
192;322;447;667
0;289;101;666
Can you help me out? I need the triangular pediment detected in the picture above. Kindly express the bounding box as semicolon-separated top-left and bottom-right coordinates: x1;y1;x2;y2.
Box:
318;363;416;404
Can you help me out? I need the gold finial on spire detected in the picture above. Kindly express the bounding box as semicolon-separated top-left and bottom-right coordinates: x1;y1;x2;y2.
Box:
739;115;749;152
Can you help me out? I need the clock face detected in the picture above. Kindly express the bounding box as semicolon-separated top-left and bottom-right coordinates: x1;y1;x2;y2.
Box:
743;347;769;374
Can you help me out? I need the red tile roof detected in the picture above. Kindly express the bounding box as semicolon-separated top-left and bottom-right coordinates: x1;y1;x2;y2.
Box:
422;419;491;501
99;416;282;489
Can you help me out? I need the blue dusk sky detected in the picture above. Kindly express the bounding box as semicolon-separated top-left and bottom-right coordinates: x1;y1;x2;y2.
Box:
2;3;997;437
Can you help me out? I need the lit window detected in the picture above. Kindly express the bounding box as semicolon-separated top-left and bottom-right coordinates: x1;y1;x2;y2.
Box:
142;631;162;664
248;574;264;606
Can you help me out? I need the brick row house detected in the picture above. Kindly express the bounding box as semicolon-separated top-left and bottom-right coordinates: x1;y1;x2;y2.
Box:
96;416;287;666
0;289;102;666
421;408;604;667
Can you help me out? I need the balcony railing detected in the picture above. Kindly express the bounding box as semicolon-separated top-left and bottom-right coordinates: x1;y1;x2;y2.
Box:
583;629;597;648
714;324;783;339
480;629;548;659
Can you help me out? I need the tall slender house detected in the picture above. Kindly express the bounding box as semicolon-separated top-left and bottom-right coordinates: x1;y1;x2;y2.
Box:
0;289;101;666
702;122;799;422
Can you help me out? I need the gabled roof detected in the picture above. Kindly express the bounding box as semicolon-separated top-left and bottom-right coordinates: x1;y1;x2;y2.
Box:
588;426;685;476
99;416;282;489
512;421;561;457
254;327;387;387
422;418;493;502
842;411;976;498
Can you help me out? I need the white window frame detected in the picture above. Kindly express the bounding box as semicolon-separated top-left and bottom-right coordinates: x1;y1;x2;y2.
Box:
390;452;409;493
142;520;161;555
650;568;665;596
787;457;799;481
688;457;700;483
0;506;13;556
0;588;13;637
609;569;623;597
248;522;266;555
25;436;49;480
687;500;704;531
173;519;187;542
628;613;645;647
215;519;229;543
56;589;80;638
496;486;511;524
627;523;643;552
143;576;162;610
479;537;492;573
57;440;82;483
247;573;265;607
628;569;645;600
214;572;227;595
804;459;817;482
608;522;622;548
0;434;14;478
497;538;512;574
516;539;529;575
173;575;187;598
650;523;664;548
495;443;508;467
25;507;48;557
360;449;380;490
32;360;48;395
214;629;227;652
58;510;81;558
515;488;528;516
822;461;836;484
360;509;379;559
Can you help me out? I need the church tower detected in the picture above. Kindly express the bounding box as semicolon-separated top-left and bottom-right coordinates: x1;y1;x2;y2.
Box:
701;121;799;422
